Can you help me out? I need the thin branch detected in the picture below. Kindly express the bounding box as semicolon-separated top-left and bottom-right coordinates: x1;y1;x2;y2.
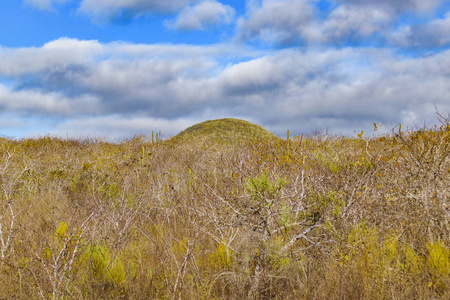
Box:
280;220;324;255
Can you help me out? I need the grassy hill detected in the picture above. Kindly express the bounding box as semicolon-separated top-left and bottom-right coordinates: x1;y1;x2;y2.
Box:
170;118;279;144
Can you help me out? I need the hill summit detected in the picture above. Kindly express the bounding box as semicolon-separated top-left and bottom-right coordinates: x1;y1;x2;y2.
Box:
170;118;279;143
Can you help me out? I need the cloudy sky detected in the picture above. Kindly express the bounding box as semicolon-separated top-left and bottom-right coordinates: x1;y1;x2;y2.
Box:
1;0;450;140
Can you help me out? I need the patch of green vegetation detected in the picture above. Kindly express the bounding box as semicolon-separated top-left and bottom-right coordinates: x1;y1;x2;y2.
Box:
169;118;279;144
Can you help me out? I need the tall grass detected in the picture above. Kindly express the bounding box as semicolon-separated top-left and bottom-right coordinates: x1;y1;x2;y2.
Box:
0;118;449;299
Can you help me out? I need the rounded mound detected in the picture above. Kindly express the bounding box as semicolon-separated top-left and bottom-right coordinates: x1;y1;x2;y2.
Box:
170;118;279;144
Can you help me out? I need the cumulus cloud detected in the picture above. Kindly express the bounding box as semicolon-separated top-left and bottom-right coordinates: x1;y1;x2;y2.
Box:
213;48;450;134
24;0;68;10
77;0;192;22
0;84;101;116
428;13;450;45
334;0;445;14
236;0;319;44
236;0;395;45
1;38;450;140
389;12;450;47
166;0;235;31
22;0;450;49
0;38;103;76
322;5;392;41
236;0;450;47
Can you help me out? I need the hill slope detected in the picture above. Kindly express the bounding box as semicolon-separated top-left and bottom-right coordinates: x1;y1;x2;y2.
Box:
170;118;279;143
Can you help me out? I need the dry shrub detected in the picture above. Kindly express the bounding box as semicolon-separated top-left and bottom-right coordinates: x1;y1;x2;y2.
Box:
0;120;449;299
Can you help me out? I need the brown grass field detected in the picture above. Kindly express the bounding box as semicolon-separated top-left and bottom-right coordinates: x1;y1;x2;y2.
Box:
0;116;449;299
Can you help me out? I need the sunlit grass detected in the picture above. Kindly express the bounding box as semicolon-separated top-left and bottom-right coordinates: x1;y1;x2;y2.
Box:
0;118;449;299
169;118;280;144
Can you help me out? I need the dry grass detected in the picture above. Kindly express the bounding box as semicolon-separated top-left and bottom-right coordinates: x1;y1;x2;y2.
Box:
0;118;449;299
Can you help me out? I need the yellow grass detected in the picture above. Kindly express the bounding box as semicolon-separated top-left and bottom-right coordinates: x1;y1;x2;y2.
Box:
0;118;449;299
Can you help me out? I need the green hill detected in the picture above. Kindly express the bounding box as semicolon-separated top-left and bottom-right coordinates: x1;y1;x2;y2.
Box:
170;118;279;144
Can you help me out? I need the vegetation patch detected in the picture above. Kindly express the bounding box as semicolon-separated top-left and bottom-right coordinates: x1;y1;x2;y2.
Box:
169;118;279;144
0;115;449;299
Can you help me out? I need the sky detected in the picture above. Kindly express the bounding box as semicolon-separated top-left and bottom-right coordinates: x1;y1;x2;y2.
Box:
1;0;450;141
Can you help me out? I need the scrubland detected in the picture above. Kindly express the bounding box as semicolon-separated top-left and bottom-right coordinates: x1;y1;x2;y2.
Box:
0;118;449;299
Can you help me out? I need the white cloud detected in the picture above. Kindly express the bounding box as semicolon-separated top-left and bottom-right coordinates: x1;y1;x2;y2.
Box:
78;0;191;22
236;0;318;44
388;26;414;47
1;39;450;140
236;0;450;47
24;0;68;10
77;0;237;26
429;12;450;45
322;5;392;41
335;0;445;14
0;84;101;115
0;38;103;76
167;0;235;31
388;12;450;47
235;0;394;45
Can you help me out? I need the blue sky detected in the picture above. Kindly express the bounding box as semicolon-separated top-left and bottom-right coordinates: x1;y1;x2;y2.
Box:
1;0;450;140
